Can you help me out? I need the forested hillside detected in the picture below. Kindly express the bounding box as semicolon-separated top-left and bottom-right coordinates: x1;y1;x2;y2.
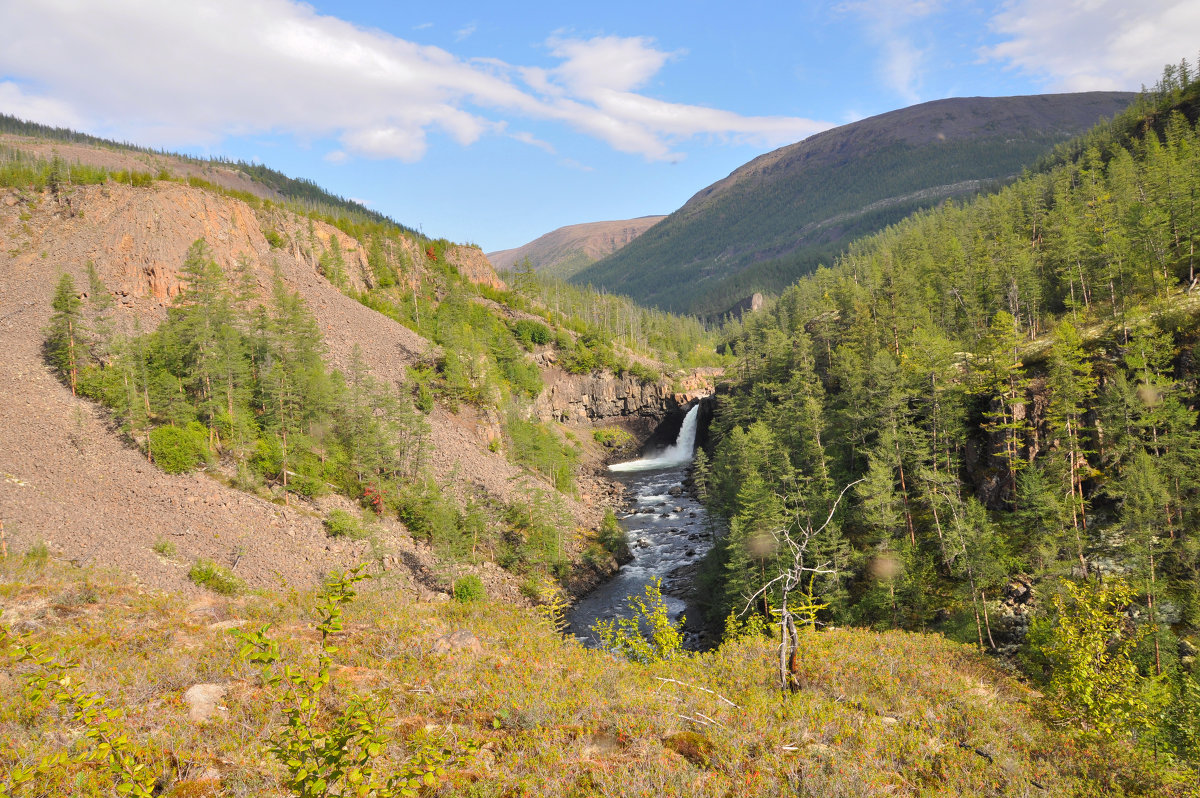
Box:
576;91;1136;316
700;64;1200;754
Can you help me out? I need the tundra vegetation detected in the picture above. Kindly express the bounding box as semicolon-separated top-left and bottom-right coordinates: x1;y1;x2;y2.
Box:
0;555;1191;796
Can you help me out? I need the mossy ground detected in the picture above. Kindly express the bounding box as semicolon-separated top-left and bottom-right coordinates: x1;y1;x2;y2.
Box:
0;555;1190;797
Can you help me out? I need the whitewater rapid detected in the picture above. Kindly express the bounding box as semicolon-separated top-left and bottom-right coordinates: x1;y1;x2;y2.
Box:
570;401;716;649
608;403;701;472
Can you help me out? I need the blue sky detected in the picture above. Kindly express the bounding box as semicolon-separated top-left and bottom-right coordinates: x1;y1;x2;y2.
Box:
1;1;1196;252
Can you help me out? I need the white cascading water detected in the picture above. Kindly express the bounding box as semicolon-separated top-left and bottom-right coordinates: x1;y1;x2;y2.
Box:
609;402;702;472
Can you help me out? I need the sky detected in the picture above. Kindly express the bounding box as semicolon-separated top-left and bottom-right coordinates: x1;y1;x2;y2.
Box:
0;1;1196;253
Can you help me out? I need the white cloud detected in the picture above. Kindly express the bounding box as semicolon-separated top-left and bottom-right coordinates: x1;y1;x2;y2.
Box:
511;131;556;154
0;1;830;163
455;22;477;42
534;35;828;159
839;0;939;103
0;81;82;128
984;0;1200;91
558;158;594;172
547;35;675;94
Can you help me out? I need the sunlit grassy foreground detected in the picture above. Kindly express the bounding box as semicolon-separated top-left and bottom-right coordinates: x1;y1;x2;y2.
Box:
0;556;1187;797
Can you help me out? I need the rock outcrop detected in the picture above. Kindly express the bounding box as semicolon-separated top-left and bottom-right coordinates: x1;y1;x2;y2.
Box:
445;246;506;291
532;366;719;431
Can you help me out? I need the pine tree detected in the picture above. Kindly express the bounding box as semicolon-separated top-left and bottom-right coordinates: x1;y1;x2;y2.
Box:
47;273;85;395
1046;320;1097;574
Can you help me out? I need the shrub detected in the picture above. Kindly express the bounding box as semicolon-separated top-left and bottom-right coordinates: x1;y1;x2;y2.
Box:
592;578;683;664
188;558;242;595
593;427;633;449
4;636;159;796
23;541;51;567
324;509;368;540
597;508;630;561
234;568;472;796
264;229;286;248
625;362;661;385
148;423;209;474
512;319;552;349
1034;578;1151;738
453;574;486;603
151;538;176;557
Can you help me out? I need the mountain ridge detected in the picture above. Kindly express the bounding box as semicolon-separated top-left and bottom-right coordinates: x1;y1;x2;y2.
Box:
488;215;666;278
575;91;1138;315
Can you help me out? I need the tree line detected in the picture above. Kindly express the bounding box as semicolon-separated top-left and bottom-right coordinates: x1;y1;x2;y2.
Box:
697;63;1200;755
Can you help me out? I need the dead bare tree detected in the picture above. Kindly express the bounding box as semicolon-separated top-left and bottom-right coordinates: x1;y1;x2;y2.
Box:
743;480;862;695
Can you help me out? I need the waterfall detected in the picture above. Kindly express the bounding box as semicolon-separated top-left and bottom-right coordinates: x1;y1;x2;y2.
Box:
609;402;702;473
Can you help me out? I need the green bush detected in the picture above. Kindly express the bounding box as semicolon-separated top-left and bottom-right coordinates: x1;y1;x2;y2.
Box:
188;558;242;595
591;578;683;664
148;423;209;474
512;319;552;349
264;229;286;248
598;508;630;561
324;509;368;540
625;362;661;385
151;538;176;557
593;427;633;448
504;415;578;493
23;541;50;567
453;574;486;603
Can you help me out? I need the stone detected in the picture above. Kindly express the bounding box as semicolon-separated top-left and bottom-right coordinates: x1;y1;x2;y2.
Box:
207;619;246;632
183;683;227;723
432;629;483;655
580;732;622;759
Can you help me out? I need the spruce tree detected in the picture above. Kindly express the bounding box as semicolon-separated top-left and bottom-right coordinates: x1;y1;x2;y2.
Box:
47;273;85;395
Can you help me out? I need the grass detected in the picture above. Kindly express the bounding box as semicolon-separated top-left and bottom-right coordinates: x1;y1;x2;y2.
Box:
593;426;634;449
0;557;1191;796
322;508;370;540
187;558;243;596
152;538;177;557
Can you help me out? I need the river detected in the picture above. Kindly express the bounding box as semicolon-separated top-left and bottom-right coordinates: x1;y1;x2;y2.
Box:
567;404;718;649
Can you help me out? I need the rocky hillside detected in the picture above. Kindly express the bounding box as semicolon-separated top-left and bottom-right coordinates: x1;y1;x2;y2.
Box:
488;216;665;279
0;130;714;604
575;91;1136;315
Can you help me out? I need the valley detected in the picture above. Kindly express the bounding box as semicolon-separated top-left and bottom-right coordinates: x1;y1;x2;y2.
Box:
3;63;1200;797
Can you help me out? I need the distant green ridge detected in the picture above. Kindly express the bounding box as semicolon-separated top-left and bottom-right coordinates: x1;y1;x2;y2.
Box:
574;91;1137;316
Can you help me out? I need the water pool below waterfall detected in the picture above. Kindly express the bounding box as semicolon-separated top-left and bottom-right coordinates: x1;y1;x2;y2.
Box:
568;404;718;649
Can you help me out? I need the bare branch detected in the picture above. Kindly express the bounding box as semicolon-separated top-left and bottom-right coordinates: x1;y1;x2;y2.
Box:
653;677;740;708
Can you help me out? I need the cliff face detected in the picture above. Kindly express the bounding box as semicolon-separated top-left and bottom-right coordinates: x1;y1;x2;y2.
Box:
532;366;720;431
445;246;506;291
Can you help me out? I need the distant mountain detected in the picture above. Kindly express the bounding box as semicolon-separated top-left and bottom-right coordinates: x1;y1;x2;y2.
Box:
488;216;666;279
573;91;1137;316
